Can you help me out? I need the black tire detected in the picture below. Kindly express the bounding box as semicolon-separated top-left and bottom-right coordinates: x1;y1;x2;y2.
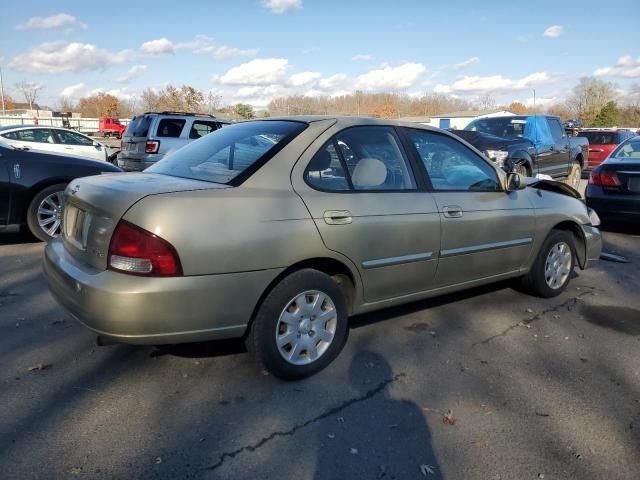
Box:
513;162;530;177
565;161;582;190
246;268;349;380
521;229;576;298
26;183;67;242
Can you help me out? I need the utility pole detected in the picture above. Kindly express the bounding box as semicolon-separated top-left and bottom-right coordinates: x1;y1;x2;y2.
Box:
0;64;6;115
533;89;536;107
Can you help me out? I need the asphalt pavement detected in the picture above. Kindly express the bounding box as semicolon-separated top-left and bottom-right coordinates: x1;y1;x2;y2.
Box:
0;218;638;479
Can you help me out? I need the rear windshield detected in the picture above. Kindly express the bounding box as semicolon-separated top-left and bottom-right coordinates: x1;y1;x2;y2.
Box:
610;138;640;160
146;120;307;185
124;115;153;137
577;132;619;145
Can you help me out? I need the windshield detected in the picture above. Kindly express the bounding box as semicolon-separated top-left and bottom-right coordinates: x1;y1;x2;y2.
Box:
146;120;307;184
577;132;618;145
610;138;640;160
465;116;554;146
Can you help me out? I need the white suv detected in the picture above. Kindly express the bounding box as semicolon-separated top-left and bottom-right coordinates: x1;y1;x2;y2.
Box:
117;112;229;171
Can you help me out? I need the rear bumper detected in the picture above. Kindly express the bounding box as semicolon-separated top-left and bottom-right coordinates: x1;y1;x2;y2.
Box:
585;186;640;220
43;240;282;345
116;154;162;172
579;224;602;270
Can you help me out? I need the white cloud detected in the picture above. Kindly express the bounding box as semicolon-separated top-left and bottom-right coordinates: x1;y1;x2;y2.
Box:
89;87;135;101
176;35;257;59
355;63;426;90
352;54;373;62
523;96;557;107
16;13;87;31
288;71;321;87
454;57;480;70
118;64;147;83
9;42;134;74
261;0;302;14
594;56;640;78
60;82;87;98
318;74;348;90
543;25;564;38
141;38;176;55
218;58;289;85
434;72;552;95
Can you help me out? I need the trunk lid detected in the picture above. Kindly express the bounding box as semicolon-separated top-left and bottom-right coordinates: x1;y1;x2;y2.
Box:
62;172;229;270
601;160;640;195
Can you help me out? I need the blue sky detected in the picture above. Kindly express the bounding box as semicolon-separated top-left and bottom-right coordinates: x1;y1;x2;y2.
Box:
1;0;638;109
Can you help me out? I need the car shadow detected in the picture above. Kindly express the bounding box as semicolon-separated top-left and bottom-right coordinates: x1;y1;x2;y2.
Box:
600;221;640;235
0;230;40;246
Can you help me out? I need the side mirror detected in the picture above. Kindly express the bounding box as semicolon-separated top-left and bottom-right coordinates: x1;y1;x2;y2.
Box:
93;141;101;148
506;172;526;192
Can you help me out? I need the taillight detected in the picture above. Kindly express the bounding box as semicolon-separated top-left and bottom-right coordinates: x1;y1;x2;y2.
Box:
108;221;182;276
589;170;621;187
145;140;160;154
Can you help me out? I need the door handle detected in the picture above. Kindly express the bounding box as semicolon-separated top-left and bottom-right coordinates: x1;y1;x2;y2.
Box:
19;146;30;151
442;206;463;218
323;210;352;225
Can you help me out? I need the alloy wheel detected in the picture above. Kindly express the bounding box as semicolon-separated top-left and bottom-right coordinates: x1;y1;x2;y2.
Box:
544;241;572;289
275;290;337;365
37;191;64;238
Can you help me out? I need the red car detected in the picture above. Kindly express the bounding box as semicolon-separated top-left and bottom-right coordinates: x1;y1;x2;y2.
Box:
98;116;127;139
578;129;636;170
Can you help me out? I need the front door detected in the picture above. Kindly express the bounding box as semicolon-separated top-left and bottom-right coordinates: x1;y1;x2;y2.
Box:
53;129;104;161
402;128;535;287
546;117;570;178
292;125;441;303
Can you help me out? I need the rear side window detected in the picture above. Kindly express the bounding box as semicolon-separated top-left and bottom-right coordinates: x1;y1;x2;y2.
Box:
157;119;186;138
578;132;617;144
124;115;153;137
306;126;416;192
189;120;218;139
6;129;55;143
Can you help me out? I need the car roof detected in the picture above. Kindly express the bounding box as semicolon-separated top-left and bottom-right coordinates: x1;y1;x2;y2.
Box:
0;125;88;134
249;115;454;132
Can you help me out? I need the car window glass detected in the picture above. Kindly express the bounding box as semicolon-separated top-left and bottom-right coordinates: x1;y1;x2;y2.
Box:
306;142;350;191
406;128;501;192
548;118;565;143
333;126;416;191
12;129;55;143
56;130;93;146
2;132;18;140
157;119;186;138
189;120;218;139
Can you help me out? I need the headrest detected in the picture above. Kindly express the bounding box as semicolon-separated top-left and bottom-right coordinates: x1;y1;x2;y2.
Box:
309;149;332;171
351;158;387;188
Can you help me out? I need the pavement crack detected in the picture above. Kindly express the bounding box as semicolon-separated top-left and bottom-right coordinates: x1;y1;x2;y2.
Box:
472;291;594;347
202;373;406;473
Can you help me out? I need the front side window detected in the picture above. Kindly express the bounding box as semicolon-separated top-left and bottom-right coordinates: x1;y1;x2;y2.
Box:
189;120;218;139
406;129;501;192
156;119;186;138
147;120;306;184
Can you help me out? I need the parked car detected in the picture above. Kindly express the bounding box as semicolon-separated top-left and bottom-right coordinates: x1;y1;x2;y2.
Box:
586;135;640;222
117;112;230;171
453;115;589;190
0;125;117;163
0;140;121;241
44;117;602;379
98;116;127;138
577;128;636;171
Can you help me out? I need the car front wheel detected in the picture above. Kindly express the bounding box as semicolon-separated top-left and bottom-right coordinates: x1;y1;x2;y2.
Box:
246;269;348;380
565;161;582;190
522;230;575;298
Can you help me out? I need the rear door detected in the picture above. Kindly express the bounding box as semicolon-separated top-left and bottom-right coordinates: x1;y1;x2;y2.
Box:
292;125;441;303
402;128;535;287
155;117;187;156
546;117;571;178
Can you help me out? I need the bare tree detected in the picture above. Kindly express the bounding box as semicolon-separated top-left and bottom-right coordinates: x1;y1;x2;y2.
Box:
565;77;618;126
14;80;44;110
476;92;497;111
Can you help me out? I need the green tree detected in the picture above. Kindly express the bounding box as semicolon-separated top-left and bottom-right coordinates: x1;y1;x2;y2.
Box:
234;103;255;119
594;101;619;127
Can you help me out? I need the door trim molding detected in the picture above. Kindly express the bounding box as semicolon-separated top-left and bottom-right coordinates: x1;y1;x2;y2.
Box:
440;237;533;258
362;251;433;269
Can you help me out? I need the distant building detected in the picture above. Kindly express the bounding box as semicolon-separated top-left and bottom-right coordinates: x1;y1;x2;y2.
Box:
400;109;516;130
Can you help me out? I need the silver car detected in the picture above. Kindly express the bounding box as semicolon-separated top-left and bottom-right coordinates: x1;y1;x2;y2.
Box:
44;116;602;379
117;112;229;171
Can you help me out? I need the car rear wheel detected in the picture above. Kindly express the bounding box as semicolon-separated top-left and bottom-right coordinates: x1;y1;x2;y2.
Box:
246;268;348;380
26;183;67;242
521;230;575;298
565;161;582;190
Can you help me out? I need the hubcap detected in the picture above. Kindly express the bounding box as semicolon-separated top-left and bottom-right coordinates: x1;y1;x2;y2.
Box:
275;290;337;366
37;191;64;237
544;241;572;289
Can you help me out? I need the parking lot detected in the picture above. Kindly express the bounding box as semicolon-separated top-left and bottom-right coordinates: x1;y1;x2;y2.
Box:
1;201;638;480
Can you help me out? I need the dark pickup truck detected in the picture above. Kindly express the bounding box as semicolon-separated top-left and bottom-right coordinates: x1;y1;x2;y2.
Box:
453;115;588;190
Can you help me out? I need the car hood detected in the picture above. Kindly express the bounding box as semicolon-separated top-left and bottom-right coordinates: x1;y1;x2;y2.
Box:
452;130;532;151
525;178;582;199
